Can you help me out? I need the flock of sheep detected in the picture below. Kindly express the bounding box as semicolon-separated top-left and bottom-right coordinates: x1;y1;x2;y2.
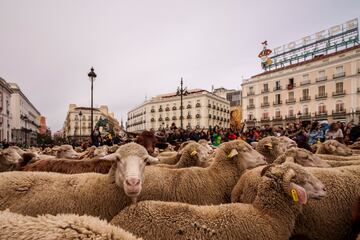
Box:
0;132;360;240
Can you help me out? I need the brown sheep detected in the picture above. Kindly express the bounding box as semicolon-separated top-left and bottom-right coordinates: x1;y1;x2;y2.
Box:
22;158;114;174
136;130;158;156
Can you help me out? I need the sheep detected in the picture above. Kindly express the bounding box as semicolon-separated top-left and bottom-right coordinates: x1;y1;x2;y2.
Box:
0;210;141;240
111;162;326;240
22;157;115;174
55;144;84;159
315;139;353;156
323;159;360;167
135;130;158;156
255;136;297;163
231;163;360;240
0;148;21;172
316;154;360;161
135;140;266;205
155;142;212;168
351;197;360;240
231;147;330;203
0;142;155;221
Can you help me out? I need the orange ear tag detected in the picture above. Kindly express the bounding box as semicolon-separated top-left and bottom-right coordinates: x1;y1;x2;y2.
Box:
291;189;299;202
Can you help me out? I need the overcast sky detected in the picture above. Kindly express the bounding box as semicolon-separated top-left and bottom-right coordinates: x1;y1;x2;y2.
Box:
1;0;359;132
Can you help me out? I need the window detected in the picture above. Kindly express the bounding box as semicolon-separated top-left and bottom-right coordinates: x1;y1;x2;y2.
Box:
303;106;309;115
318;70;325;77
289;107;294;117
318;103;326;114
249;86;253;92
275;81;281;90
275;94;281;103
336;66;343;73
289;78;294;85
248;114;253;120
262;112;269;119
288;92;294;100
263;96;268;103
303;89;309;98
275;109;281;118
249;98;254;105
318;86;325;96
303;74;309;81
335;101;344;112
336;82;343;93
263;83;268;91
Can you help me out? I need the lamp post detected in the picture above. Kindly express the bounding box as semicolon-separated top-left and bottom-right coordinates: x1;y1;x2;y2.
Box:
79;111;83;141
176;78;189;129
88;67;97;144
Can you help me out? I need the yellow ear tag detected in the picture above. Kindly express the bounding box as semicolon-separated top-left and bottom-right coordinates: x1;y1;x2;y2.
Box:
291;189;299;202
228;149;239;158
264;143;273;150
191;150;197;156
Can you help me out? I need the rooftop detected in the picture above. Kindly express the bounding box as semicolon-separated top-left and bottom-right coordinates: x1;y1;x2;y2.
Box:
251;44;360;78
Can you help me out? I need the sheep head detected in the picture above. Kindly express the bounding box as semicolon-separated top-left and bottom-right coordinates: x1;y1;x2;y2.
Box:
274;148;330;168
111;142;158;204
256;136;297;163
218;140;267;170
56;145;82;159
260;163;326;204
0;149;21;172
179;142;212;167
323;140;352;156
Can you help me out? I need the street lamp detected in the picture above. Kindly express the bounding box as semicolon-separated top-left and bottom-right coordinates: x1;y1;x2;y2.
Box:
79;110;83;141
88;67;97;144
176;78;189;129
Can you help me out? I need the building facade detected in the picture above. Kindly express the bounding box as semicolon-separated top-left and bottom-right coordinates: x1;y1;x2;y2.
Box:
63;104;120;141
39;116;47;135
9;83;41;145
241;45;360;127
0;78;13;142
126;89;230;132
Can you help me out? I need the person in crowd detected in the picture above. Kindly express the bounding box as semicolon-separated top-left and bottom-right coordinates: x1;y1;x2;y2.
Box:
325;122;344;143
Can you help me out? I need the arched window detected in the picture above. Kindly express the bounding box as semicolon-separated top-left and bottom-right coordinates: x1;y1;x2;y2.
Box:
318;103;326;114
335;100;344;112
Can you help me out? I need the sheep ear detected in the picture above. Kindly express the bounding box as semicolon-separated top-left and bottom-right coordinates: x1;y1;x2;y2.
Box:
147;155;159;163
260;164;273;177
289;182;308;205
227;149;238;158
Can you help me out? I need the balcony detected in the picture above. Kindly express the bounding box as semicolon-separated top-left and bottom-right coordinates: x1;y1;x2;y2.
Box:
332;110;346;119
273;100;283;106
172;116;177;120
300;80;311;86
247;91;255;96
260;117;270;122
315;93;328;100
358;88;360;93
196;103;201;108
285;115;296;120
165;117;170;121
261;89;269;93
316;76;327;82
333;72;346;79
172;106;177;110
300;96;311;102
332;90;346;97
208;104;211;108
165;107;170;112
286;98;296;105
273;86;282;91
247;104;255;109
299;112;311;119
187;105;192;109
315;111;328;118
287;83;296;90
150;109;155;113
196;114;201;119
272;116;283;121
261;102;270;108
158;108;163;112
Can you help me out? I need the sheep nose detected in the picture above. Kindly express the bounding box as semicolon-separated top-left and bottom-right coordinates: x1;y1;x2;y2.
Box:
125;178;141;187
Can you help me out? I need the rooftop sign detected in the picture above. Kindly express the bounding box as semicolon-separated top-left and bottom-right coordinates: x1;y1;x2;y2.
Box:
259;18;359;70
